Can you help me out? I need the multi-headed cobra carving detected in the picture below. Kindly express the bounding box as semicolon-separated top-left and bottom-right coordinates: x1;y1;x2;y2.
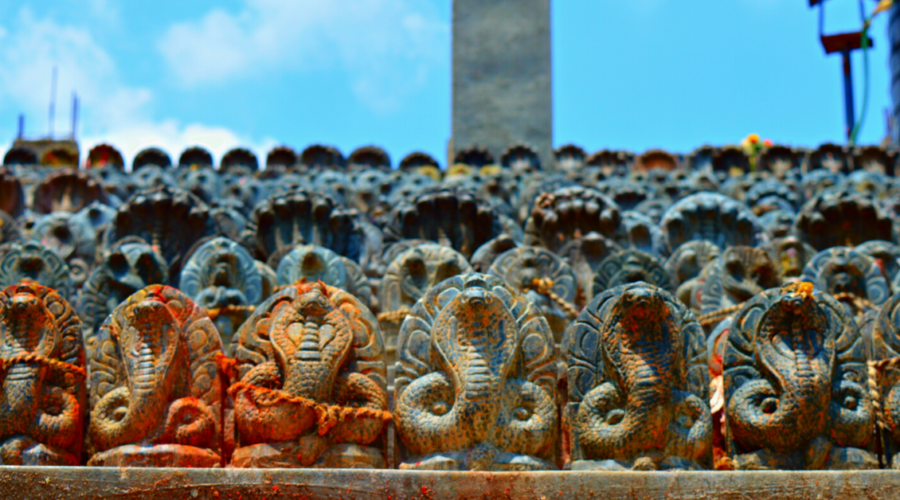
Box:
79;238;169;338
86;286;225;467
723;283;875;469
0;241;73;302
659;193;763;256
800;246;888;318
0;283;86;465
487;246;577;343
565;283;711;470
665;241;721;307
379;243;472;361
394;274;558;471
869;292;900;468
592;249;673;297
697;246;780;326
179;237;263;352
231;281;388;468
275;244;371;308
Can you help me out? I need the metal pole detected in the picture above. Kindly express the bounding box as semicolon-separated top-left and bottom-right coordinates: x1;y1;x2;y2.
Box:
71;93;78;140
17;114;24;139
842;48;855;141
48;66;58;138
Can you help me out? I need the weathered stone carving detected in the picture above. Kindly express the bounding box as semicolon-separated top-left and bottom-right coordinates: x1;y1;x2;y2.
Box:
0;210;21;246
793;189;894;251
558;232;621;305
800;246;889;316
745;180;801;213
386;187;503;260
275;244;371;307
764;236;817;284
856;240;900;284
470;234;520;273
565;283;711;470
659;193;763;255
179;237;262;352
620;211;664;255
379;243;472;361
32;211;98;287
698;247;780;325
394;274;558;471
0;241;73;301
554;144;587;172
759;209;797;240
0;168;25;218
487;246;577;342
0;283;86;465
665;241;721;307
867;292;900;468
524;186;625;254
593;249;673;296
243;189;365;264
230;281;389;468
33;168;107;214
86;286;224;466
79;238;169;336
103;186;215;282
723;283;876;469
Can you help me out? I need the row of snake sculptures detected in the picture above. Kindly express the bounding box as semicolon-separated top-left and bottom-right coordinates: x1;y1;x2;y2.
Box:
2;144;900;470
0;274;898;469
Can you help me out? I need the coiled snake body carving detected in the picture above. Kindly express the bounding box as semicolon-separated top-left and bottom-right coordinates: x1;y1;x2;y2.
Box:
566;282;711;470
394;273;558;471
86;285;224;467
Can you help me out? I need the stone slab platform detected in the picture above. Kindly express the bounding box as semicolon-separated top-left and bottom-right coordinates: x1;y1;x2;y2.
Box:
1;467;899;500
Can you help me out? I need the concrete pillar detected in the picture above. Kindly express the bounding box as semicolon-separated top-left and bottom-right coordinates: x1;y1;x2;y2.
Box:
452;0;553;168
890;2;900;144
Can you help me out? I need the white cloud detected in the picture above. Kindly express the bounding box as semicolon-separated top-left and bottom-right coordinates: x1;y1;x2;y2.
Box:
157;0;448;113
81;122;277;169
0;8;151;136
0;8;275;168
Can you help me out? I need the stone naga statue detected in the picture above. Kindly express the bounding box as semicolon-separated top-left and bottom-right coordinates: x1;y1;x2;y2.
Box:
487;245;578;343
79;238;169;337
394;274;558;470
86;285;225;466
565;282;711;470
723;282;876;469
0;241;73;302
379;243;472;362
800;246;889;317
0;283;86;465
665;241;720;307
230;281;389;468
179;236;263;351
696;246;780;330
275;244;371;308
866;292;900;468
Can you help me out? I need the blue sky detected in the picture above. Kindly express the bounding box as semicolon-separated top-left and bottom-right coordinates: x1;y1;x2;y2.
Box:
0;0;891;166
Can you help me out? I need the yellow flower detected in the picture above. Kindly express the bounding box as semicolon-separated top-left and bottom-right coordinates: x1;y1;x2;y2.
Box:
747;133;760;144
874;0;893;17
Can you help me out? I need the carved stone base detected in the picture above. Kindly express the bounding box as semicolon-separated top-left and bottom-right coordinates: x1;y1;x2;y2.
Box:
400;447;556;471
0;438;78;466
731;443;878;471
571;456;706;471
232;442;384;469
87;445;221;467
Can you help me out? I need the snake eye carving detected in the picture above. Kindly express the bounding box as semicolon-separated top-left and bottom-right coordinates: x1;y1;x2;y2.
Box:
431;401;450;416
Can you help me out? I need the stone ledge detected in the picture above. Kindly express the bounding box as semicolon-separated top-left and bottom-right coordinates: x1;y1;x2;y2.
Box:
1;467;899;500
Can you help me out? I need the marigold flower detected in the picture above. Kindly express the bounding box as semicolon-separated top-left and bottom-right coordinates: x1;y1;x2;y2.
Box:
747;133;760;144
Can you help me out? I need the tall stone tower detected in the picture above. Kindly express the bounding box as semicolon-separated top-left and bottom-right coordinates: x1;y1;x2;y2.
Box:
451;0;553;168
